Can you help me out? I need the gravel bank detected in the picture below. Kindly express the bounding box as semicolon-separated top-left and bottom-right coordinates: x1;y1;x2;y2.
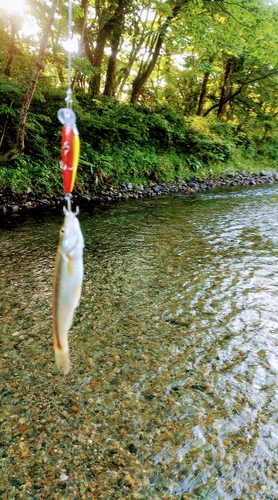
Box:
1;170;278;213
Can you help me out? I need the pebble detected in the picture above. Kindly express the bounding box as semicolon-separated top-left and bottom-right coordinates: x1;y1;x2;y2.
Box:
1;180;278;500
0;171;277;211
59;473;69;481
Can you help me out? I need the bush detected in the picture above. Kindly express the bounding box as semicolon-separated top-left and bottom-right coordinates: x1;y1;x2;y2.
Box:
1;82;277;195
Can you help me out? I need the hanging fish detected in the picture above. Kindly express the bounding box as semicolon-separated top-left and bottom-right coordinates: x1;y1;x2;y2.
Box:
52;207;84;374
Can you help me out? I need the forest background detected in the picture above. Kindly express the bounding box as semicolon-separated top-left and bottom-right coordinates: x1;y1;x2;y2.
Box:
0;0;278;196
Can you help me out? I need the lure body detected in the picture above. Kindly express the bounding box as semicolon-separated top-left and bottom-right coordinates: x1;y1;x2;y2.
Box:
52;209;84;374
61;124;80;194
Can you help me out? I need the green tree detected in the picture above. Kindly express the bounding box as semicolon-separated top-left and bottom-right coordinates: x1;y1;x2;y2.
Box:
0;0;59;160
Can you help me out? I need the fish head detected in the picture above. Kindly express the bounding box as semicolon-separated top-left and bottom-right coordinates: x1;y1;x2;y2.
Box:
59;208;84;256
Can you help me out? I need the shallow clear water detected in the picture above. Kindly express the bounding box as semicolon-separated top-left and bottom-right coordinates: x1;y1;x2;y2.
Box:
1;184;278;499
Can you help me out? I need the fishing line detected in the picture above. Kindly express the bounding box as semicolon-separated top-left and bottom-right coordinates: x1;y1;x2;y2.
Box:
58;0;80;212
66;0;73;110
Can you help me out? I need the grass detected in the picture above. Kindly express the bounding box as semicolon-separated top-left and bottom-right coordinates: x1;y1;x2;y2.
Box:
0;94;278;196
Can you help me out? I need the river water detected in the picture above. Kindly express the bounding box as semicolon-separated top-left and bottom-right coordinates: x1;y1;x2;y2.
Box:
1;184;278;499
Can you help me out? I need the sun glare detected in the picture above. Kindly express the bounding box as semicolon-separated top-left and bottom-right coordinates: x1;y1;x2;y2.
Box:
0;0;41;39
62;35;80;54
0;0;25;14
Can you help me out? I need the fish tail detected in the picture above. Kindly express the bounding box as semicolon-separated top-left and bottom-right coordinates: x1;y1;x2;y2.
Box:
54;346;70;375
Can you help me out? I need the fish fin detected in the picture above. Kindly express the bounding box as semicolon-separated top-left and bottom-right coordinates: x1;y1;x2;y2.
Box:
55;346;70;375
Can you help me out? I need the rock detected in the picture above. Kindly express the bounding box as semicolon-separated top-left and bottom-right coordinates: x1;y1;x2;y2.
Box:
1;171;277;211
260;170;272;176
152;185;161;193
59;474;69;481
225;168;235;177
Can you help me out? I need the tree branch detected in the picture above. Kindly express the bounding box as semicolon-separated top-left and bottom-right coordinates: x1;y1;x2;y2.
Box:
213;0;251;28
203;68;278;117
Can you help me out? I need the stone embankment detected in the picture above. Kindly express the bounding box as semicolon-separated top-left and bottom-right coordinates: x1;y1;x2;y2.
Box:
1;170;278;212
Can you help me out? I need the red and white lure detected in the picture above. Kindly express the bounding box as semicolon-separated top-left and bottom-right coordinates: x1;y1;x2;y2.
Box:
58;107;80;197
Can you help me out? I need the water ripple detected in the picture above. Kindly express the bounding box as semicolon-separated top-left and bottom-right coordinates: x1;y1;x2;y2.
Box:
1;184;278;498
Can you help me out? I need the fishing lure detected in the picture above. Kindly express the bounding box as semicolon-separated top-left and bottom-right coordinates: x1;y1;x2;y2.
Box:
58;107;80;196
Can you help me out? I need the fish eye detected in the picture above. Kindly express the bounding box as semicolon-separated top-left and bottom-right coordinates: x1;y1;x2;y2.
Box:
60;228;65;235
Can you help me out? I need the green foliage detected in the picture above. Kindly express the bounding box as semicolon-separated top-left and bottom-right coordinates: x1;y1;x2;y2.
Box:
1;89;278;196
0;77;24;149
0;155;62;194
2;0;278;198
73;99;238;185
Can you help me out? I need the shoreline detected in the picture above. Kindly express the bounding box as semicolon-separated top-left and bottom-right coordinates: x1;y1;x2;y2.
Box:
1;169;278;213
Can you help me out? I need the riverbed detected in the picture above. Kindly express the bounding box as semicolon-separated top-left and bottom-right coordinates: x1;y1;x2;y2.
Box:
1;184;278;499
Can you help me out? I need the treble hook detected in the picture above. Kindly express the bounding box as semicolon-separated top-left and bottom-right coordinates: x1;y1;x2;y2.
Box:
63;195;79;215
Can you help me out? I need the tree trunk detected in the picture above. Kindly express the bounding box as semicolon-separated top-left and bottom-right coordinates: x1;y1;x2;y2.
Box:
196;58;214;116
0;101;14;149
8;0;59;159
130;5;181;104
116;8;152;99
88;28;109;98
102;37;120;98
5;14;18;77
85;0;127;99
196;70;210;116
217;59;235;121
103;9;124;98
203;68;278;119
80;0;94;63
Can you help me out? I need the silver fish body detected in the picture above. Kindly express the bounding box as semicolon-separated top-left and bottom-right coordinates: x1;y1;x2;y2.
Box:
52;208;84;374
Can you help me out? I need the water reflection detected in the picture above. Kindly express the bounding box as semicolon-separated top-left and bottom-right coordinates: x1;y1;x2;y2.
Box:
1;184;278;498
